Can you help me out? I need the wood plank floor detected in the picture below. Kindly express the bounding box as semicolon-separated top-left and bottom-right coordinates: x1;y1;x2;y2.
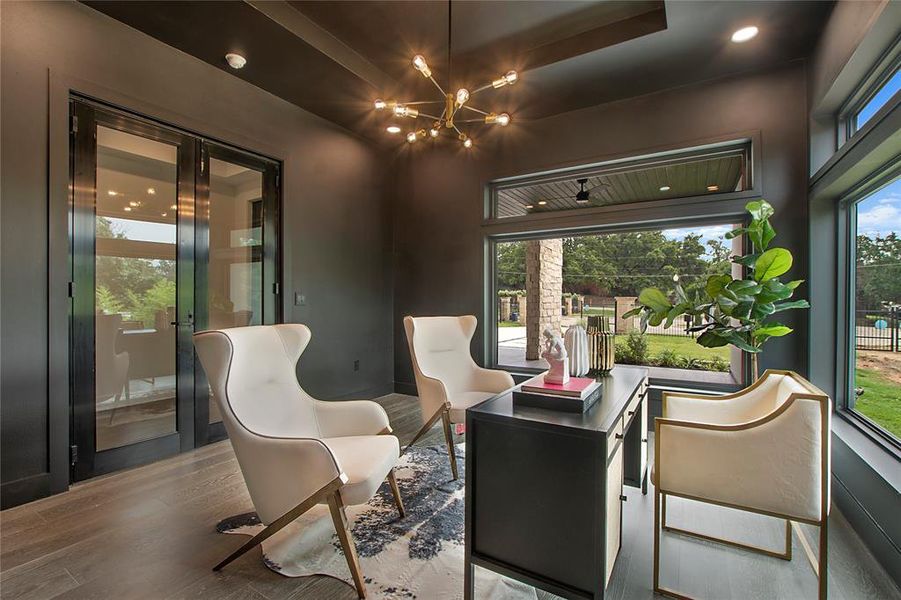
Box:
1;393;898;600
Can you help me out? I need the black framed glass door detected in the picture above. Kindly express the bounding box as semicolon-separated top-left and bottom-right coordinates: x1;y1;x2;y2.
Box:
70;99;280;480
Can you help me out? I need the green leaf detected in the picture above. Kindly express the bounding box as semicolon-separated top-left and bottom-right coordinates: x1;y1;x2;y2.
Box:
638;288;671;313
754;248;793;281
621;307;644;319
760;220;776;249
727;279;762;295
750;302;776;319
756;279;794;303
725;227;748;240
648;311;666;327
697;330;730;348
724;331;759;353
705;274;732;299
753;324;793;340
732;253;761;267
785;280;803;290
664;304;688;328
745;200;774;222
732;300;753;320
715;293;738;315
772;299;810;313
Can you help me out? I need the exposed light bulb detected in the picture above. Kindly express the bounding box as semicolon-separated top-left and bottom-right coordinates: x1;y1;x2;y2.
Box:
659;185;671;192
225;53;247;69
386;125;401;134
412;55;431;77
429;127;440;138
497;112;510;126
393;105;419;118
406;132;418;143
374;99;387;110
731;26;758;43
463;137;473;148
456;88;470;106
492;70;519;88
146;187;156;195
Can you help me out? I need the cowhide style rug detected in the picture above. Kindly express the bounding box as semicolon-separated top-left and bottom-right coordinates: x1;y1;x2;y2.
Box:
218;444;561;599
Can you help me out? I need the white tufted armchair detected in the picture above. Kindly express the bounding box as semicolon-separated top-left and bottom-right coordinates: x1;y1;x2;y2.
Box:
653;369;832;600
403;315;514;479
193;324;403;599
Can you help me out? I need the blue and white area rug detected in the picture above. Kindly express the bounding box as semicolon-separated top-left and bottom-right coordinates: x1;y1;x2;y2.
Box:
218;445;560;599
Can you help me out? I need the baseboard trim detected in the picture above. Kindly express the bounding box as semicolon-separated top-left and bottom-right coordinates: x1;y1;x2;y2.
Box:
331;382;395;401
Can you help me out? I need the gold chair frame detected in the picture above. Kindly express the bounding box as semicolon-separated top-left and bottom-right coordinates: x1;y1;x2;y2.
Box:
653;369;831;600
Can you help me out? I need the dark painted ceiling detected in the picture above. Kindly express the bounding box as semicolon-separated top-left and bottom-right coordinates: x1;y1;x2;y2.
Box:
83;1;833;141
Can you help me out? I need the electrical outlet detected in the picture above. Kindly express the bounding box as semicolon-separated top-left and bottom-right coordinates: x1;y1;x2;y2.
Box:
353;359;360;372
294;292;306;306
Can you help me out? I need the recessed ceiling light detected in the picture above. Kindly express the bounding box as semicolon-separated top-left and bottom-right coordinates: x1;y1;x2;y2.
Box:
123;206;132;212
129;200;140;207
386;125;401;134
537;200;547;205
161;212;168;217
170;204;177;210
525;204;534;209
731;26;759;43
147;187;156;195
225;53;247;69
659;185;671;192
707;184;719;192
108;190;118;196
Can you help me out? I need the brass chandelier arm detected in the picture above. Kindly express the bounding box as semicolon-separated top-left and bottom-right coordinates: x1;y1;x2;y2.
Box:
460;105;489;116
428;75;447;97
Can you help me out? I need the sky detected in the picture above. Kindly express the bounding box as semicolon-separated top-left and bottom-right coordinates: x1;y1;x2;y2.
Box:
856;67;900;129
857;178;901;238
662;224;734;256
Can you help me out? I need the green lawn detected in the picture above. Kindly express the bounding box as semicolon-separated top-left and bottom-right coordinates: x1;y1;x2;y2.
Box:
582;307;614;317
617;334;731;362
855;367;901;438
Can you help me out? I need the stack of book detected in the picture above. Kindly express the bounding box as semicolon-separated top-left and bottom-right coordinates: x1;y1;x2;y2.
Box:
513;374;603;413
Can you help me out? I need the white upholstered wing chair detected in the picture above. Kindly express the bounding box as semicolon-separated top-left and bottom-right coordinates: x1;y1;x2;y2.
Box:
193;324;403;599
403;315;514;479
653;369;832;600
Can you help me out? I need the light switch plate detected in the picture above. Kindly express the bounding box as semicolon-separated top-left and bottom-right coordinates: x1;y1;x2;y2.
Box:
294;292;306;306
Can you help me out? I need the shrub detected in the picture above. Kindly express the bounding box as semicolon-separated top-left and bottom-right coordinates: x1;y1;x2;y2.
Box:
617;330;649;365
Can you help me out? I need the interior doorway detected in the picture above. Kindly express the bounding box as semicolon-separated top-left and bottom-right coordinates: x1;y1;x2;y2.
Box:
69;98;281;481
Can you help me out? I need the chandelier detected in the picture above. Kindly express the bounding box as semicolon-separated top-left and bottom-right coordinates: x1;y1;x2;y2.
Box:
373;1;517;149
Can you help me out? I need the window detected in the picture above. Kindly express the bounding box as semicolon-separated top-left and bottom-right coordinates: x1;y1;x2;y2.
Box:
855;67;901;130
489;142;751;219
848;175;901;443
493;222;743;385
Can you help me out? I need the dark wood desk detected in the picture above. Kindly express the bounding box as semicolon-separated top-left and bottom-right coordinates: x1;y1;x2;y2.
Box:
464;365;649;600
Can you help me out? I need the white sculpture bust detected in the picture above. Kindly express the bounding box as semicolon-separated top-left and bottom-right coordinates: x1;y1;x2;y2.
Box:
541;327;570;385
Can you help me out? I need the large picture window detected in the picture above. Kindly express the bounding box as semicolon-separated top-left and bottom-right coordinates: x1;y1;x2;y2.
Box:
493;222;743;385
848;175;901;442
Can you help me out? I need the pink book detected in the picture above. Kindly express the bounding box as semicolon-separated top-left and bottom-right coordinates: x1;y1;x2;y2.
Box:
520;374;599;398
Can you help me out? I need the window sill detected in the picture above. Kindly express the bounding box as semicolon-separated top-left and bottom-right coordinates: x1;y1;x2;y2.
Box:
833;410;901;493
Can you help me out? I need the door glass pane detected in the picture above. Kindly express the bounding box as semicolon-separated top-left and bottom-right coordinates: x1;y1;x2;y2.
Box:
204;157;264;423
852;176;901;440
95;126;178;450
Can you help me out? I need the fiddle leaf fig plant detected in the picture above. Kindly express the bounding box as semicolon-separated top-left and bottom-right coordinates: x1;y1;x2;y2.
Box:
622;200;809;380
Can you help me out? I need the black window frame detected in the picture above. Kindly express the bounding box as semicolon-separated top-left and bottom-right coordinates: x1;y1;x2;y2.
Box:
838;163;901;455
838;40;901;145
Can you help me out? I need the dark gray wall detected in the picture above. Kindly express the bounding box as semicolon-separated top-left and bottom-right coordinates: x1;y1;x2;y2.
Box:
0;0;393;506
393;62;811;391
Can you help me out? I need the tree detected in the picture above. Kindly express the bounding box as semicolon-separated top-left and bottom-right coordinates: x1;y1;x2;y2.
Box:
856;233;901;310
496;241;526;289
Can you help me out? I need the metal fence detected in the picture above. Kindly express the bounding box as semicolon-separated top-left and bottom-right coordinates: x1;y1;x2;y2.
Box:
856;308;900;352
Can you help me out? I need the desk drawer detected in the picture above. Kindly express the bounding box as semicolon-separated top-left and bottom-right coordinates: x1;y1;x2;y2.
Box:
607;416;624;459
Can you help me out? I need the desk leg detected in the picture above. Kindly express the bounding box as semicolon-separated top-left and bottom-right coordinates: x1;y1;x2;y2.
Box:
464;558;474;600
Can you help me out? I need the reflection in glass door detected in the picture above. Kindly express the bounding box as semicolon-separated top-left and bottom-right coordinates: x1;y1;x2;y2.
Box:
194;144;280;442
94;126;179;451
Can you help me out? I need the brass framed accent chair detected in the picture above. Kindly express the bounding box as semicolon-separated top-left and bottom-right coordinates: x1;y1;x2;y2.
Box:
193;324;403;599
403;315;514;479
653;369;832;600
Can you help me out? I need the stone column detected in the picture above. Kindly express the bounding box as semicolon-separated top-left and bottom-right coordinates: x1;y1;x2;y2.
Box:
526;239;564;360
614;296;638;334
563;295;573;316
517;296;527;323
499;296;511;322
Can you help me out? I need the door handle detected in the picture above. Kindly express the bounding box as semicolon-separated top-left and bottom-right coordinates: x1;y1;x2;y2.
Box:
170;314;194;327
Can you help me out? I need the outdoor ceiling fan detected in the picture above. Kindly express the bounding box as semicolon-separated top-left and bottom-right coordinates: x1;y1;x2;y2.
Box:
535;178;611;206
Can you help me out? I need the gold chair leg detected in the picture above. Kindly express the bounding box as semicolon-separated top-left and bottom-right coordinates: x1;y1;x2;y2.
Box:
402;407;445;454
327;490;367;599
387;469;405;518
441;409;459;480
213;476;344;572
661;495;792;561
